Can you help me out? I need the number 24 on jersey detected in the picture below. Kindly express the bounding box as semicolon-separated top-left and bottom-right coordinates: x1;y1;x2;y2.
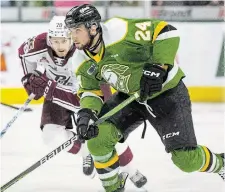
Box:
135;21;151;41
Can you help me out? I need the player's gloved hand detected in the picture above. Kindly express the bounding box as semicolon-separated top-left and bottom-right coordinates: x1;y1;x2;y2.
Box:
21;70;56;100
21;73;33;96
140;63;166;102
77;108;99;140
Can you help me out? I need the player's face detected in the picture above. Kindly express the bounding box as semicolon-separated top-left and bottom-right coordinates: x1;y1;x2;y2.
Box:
49;37;71;57
69;24;90;50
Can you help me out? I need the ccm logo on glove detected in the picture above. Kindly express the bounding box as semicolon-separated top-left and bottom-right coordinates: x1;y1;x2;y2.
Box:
143;70;161;77
140;64;167;102
43;80;53;97
21;71;56;100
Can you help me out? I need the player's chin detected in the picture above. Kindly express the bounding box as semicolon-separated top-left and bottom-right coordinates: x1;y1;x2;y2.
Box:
57;51;67;57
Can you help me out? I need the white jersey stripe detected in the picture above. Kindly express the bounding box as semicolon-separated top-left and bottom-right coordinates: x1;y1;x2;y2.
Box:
52;97;80;112
156;30;179;41
98;167;120;180
22;57;28;74
20;49;48;57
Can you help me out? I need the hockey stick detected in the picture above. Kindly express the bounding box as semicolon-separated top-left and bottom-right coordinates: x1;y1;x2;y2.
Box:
0;92;140;192
0;93;35;139
94;92;139;125
1;102;33;112
0;135;79;192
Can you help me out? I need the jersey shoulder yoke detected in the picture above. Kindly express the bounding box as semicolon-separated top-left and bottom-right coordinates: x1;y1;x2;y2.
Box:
102;17;128;47
18;32;48;57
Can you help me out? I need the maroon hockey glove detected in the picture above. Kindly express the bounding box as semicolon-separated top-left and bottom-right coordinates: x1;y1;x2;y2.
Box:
21;71;56;100
21;73;33;96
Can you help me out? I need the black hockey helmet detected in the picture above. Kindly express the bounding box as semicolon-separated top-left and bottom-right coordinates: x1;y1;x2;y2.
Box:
65;4;101;29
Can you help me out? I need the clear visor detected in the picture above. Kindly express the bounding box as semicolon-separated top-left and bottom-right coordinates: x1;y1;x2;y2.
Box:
48;29;71;38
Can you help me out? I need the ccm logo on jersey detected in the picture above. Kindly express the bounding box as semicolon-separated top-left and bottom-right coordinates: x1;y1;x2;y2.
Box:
43;80;53;97
143;70;160;77
163;131;180;140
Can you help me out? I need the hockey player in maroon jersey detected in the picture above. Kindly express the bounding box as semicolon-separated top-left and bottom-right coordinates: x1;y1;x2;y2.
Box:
19;16;147;187
19;16;95;177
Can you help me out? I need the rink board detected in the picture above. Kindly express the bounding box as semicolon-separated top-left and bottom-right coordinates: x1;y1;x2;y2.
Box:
0;87;224;104
1;22;224;103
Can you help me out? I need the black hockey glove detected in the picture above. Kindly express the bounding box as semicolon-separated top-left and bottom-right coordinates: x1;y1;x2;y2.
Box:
140;64;166;102
77;108;99;140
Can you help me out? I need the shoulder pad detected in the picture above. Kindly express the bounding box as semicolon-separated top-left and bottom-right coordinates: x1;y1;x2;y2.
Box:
18;32;48;57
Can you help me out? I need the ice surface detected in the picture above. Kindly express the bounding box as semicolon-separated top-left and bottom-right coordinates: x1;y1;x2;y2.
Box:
0;103;224;192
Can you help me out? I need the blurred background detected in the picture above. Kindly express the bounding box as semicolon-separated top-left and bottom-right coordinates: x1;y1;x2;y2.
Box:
0;0;224;104
1;0;224;22
1;3;224;192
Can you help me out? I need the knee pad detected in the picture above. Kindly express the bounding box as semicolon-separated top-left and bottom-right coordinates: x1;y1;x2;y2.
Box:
87;122;119;157
42;124;74;148
171;147;203;173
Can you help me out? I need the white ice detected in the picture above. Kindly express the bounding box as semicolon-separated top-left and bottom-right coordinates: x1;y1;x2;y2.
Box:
0;103;224;192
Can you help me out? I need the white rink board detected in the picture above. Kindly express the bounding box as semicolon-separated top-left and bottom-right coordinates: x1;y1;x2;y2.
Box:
0;103;224;192
1;22;224;88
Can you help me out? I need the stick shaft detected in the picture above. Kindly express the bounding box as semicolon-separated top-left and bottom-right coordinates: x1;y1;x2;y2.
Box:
94;92;139;125
0;94;35;138
0;92;139;191
1;103;32;112
0;135;78;192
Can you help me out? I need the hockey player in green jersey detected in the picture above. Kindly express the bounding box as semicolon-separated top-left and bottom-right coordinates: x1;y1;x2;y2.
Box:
64;4;225;192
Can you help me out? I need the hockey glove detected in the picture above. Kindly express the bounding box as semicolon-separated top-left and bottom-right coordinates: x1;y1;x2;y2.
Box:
21;70;56;100
21;73;33;96
140;64;166;102
77;108;99;140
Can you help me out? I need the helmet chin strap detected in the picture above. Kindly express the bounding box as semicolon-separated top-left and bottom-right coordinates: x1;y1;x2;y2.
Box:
85;28;102;53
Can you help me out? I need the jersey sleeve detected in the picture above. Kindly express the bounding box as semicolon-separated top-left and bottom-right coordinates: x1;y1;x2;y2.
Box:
151;21;180;66
77;74;104;114
18;33;48;74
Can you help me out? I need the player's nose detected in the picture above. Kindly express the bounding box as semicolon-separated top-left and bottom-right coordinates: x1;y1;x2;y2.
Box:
71;33;77;41
58;44;64;50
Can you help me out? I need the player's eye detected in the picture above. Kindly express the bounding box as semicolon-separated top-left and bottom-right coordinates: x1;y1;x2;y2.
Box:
72;28;81;34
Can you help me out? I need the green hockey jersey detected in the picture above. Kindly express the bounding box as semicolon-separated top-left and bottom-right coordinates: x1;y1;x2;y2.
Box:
72;17;185;113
